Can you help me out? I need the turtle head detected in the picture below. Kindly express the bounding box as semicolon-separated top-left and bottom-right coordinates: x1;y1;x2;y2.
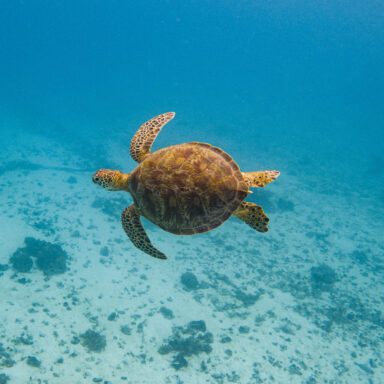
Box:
92;169;130;191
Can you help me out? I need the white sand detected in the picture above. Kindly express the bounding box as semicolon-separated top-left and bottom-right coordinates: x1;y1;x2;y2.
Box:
0;128;383;383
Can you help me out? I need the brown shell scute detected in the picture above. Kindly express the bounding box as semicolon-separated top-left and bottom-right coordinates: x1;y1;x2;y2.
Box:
128;142;249;234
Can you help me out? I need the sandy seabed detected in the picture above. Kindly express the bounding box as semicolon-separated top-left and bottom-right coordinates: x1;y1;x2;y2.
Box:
0;127;383;384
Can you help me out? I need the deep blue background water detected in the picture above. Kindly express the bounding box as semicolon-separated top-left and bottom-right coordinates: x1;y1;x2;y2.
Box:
1;0;383;160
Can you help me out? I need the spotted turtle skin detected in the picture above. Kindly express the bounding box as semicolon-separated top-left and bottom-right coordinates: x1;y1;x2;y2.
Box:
128;142;249;235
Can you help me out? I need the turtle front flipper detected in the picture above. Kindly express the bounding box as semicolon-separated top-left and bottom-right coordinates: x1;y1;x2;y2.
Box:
242;171;280;188
121;205;167;260
130;112;175;163
233;202;269;233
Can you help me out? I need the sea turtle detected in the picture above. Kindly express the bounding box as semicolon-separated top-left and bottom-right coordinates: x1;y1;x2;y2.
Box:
92;112;279;260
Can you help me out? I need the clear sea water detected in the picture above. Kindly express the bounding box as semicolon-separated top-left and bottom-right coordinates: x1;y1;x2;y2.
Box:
0;1;383;383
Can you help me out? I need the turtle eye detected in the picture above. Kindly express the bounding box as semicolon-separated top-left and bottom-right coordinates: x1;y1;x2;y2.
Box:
93;177;100;183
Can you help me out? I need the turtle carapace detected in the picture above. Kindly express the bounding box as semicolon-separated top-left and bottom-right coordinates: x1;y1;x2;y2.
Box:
92;112;280;259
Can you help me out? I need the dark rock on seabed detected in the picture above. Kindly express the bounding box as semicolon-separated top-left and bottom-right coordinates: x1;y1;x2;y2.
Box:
0;373;10;384
9;237;69;276
10;248;33;273
180;272;199;290
80;330;107;353
26;356;41;368
0;343;15;368
158;320;213;370
310;264;337;291
159;306;174;319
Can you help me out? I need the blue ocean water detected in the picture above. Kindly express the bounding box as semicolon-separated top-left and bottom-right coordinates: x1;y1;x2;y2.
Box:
0;1;383;383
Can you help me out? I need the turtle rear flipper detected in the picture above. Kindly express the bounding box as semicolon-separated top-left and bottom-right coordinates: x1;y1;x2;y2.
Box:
121;205;167;259
130;112;175;163
233;202;269;233
242;171;280;188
